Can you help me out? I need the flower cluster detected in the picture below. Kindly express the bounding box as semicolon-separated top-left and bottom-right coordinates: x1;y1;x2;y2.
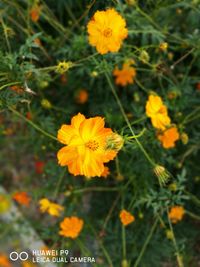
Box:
146;94;180;149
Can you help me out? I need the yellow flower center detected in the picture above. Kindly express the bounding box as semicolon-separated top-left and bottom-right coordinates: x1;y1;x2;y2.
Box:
103;28;112;38
86;140;99;151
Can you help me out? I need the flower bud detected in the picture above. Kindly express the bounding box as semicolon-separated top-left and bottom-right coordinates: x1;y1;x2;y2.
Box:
154;165;170;185
41;99;52;109
106;133;124;152
181;132;189;145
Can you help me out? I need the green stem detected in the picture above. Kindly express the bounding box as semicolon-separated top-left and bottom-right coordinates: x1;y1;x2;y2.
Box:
167;208;184;267
133;218;158;267
0;81;21;90
8;106;57;141
104;70;155;167
186;210;200;221
72;187;118;194
53;169;66;199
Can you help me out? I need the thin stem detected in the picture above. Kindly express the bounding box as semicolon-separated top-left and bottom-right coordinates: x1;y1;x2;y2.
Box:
167;208;184;267
8;106;57;141
186;210;200;221
53;169;66;199
133;218;158;267
72;187;118;194
104;70;155;167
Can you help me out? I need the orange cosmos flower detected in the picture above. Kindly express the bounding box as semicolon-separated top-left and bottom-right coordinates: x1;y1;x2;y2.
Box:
0;254;11;267
30;4;42;22
169;206;185;223
12;191;31;207
39;198;64;217
87;9;128;54
10;85;23;94
157;126;180;149
113;63;136;86
57;113;121;177
59;216;84;239
119;209;135;226
145;95;171;130
76;89;88;104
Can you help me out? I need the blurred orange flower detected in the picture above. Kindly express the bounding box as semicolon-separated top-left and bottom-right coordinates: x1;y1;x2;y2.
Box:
113;63;136;86
158;127;180;149
87;9;128;54
146;95;171;130
57;113;120;177
30;4;42;22
22;261;36;267
59;216;84;239
119;209;135;226
39;198;64;217
169;206;185;223
12;191;31;207
0;254;11;267
10;85;23;94
76;89;88;104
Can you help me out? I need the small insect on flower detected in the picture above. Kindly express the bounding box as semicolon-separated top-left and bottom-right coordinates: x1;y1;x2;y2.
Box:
119;209;135;226
157;126;180;149
59;216;84;239
56;61;73;74
57;113;121;177
113;62;136;86
146;95;171;130
75;89;89;104
169;206;185;223
39;198;64;217
12;191;31;207
87;9;128;54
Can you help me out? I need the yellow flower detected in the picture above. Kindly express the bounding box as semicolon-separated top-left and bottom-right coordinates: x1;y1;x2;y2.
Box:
181;132;189;145
87;9;128;54
169;206;185;223
57;113;120;177
59;216;84;239
157;126;180;149
39;198;64;217
119;209;135;226
146;95;171;130
113;63;136;86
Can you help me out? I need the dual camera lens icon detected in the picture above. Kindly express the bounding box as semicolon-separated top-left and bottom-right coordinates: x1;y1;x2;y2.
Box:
9;251;29;261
